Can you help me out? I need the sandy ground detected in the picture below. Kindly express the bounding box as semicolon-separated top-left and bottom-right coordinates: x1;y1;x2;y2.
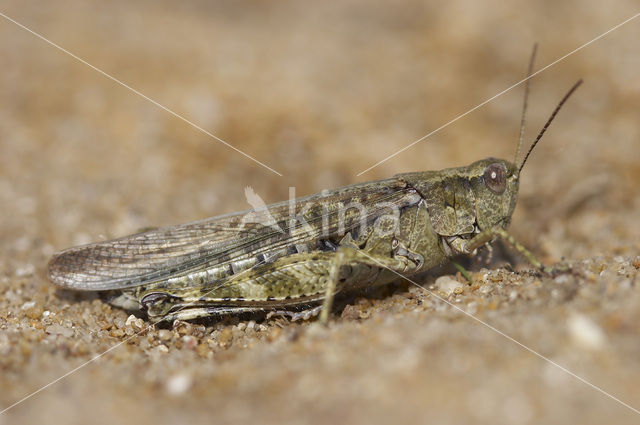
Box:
1;1;640;424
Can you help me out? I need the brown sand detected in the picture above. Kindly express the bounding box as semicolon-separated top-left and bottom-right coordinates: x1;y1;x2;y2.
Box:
1;1;640;424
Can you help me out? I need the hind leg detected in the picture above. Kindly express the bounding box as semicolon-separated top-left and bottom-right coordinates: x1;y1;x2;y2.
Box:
152;306;267;323
318;244;424;323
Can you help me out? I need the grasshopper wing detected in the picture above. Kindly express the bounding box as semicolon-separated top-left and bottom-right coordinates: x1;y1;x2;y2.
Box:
48;178;421;290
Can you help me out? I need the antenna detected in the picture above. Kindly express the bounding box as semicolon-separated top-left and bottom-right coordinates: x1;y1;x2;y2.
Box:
518;79;583;173
515;44;538;165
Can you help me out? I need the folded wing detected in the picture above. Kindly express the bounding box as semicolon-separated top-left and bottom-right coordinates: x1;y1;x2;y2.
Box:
48;178;421;290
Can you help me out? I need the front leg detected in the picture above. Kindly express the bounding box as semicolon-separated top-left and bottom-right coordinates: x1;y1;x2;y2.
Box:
456;227;565;275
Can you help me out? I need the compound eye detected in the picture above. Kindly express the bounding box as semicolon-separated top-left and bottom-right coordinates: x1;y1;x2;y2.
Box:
484;163;506;194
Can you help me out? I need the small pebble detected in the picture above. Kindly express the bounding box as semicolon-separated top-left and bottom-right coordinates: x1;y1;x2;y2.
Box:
567;313;606;350
25;305;43;320
166;373;192;396
158;329;173;341
267;327;282;342
173;321;193;335
435;276;463;296
110;328;125;338
46;324;74;338
508;290;518;302
195;344;210;358
114;317;125;329
182;335;197;350
218;328;233;348
15;264;35;277
489;273;503;283
341;304;360;320
82;310;97;328
125;315;137;327
21;301;36;310
479;284;493;295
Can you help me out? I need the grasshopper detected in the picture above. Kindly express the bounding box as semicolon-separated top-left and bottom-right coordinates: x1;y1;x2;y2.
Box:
47;55;582;324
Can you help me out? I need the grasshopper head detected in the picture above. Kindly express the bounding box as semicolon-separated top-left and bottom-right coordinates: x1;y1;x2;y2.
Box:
469;158;519;232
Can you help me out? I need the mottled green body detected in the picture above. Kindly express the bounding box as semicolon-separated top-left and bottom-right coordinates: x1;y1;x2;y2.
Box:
47;76;581;323
47;158;522;322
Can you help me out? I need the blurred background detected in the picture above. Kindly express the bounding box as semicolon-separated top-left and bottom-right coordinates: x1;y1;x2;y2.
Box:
1;1;639;424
